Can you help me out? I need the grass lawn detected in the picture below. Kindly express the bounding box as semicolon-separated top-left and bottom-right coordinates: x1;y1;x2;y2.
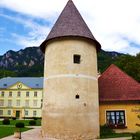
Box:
0;119;41;126
0;126;31;138
100;132;132;139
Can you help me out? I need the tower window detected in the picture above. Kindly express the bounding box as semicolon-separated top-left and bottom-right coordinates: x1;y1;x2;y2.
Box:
73;54;81;64
75;94;80;99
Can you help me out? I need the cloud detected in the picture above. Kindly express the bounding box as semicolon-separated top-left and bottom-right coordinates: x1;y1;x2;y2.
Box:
0;0;67;20
11;33;45;47
0;0;140;55
11;22;50;49
0;13;50;48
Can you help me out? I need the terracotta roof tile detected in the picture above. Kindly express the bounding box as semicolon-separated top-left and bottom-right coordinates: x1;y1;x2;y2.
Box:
99;64;140;102
40;0;101;53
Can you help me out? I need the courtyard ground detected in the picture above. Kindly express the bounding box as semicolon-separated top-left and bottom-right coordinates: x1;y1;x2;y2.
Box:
0;126;131;140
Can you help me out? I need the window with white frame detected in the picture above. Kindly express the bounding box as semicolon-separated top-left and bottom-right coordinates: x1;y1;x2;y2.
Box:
25;110;28;116
26;91;29;97
16;100;20;106
34;91;37;97
0;100;4;106
25;100;29;107
33;110;37;116
0;110;3;115
8;100;12;107
17;91;21;97
1;91;4;97
7;110;11;115
106;110;126;128
33;100;37;107
9;91;12;97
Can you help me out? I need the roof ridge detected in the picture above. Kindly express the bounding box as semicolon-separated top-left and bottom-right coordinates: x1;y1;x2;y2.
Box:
99;64;140;102
98;64;115;79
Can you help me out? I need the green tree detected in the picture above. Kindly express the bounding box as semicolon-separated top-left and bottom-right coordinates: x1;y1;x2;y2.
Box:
115;54;140;82
0;69;17;79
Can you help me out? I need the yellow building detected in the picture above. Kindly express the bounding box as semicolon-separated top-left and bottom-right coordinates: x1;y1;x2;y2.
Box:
99;64;140;132
0;77;43;119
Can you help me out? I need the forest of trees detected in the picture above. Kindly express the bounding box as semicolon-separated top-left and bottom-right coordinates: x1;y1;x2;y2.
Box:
114;53;140;82
98;51;140;83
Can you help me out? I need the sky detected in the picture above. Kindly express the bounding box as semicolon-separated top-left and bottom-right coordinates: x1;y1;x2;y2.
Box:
0;0;140;56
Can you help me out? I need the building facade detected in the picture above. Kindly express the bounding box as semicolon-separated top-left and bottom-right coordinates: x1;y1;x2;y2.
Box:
0;77;43;119
99;64;140;132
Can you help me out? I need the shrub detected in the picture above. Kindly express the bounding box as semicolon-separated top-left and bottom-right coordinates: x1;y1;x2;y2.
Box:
12;117;16;120
2;118;10;125
15;122;25;128
132;131;140;140
100;124;115;137
33;117;38;120
29;120;36;126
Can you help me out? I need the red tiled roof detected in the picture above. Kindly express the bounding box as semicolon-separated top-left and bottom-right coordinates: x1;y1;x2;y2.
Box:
40;0;101;53
99;64;140;102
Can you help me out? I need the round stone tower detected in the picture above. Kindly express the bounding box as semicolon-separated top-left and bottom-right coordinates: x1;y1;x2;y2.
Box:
40;0;101;139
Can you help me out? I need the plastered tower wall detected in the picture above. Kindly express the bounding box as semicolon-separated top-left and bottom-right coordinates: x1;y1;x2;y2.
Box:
41;38;100;139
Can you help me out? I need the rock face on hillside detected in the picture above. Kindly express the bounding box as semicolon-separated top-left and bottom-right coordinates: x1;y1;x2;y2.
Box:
0;47;122;69
0;47;44;69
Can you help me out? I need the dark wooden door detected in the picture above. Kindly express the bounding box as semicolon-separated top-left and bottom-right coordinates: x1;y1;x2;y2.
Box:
16;111;20;118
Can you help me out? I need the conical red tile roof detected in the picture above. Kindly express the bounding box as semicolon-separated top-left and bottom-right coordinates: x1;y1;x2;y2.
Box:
99;64;140;102
40;0;101;53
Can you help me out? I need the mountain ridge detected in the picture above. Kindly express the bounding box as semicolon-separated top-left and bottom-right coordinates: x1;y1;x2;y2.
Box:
0;47;126;78
1;47;140;82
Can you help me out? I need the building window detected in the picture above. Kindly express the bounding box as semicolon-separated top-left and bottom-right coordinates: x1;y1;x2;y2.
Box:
75;94;80;99
8;110;11;115
41;99;43;108
36;84;39;87
73;54;81;64
26;92;29;97
16;100;20;106
17;91;21;97
3;84;7;87
8;100;12;107
34;92;37;97
0;100;4;106
33;111;37;116
25;110;28;116
1;91;4;97
9;92;12;97
33;100;37;107
25;100;29;107
106;110;126;128
0;110;3;115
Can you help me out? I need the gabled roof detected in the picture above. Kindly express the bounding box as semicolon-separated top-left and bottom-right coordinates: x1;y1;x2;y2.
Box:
0;77;43;89
99;64;140;102
40;0;101;53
